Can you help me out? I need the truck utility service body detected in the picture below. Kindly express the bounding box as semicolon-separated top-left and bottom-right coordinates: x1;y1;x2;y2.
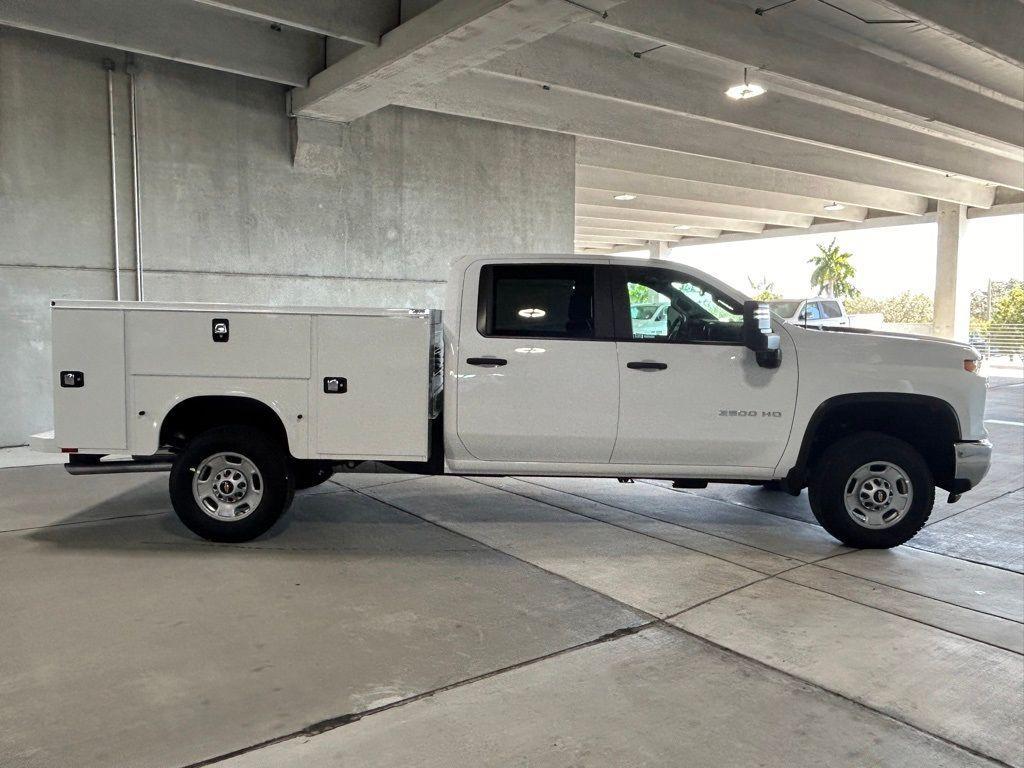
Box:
32;254;991;548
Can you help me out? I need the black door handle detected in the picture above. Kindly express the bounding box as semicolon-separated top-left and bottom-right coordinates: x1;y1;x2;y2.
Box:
627;361;668;371
466;357;508;367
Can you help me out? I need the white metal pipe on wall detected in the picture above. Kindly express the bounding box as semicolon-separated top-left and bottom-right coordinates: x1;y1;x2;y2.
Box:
104;58;122;301
128;62;144;301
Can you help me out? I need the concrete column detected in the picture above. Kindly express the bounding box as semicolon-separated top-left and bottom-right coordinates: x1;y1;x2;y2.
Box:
648;240;670;259
933;201;970;341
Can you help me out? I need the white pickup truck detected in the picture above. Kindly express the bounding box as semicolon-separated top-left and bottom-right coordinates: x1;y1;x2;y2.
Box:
32;254;991;549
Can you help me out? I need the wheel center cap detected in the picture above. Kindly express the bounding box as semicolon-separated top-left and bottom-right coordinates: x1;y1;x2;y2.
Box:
219;480;234;494
874;489;888;503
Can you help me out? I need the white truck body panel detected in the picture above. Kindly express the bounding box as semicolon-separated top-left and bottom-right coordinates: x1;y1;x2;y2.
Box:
128;375;310;457
49;301;439;462
41;256;988;489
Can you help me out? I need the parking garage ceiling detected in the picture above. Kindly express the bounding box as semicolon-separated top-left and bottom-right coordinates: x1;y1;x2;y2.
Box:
6;0;1022;251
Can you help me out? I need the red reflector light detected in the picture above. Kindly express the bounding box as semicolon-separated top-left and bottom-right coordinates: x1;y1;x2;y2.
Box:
964;359;978;373
60;447;78;454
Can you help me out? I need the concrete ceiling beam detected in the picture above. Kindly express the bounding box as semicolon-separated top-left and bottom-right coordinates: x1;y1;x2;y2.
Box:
576;166;868;223
577;207;766;234
874;0;1024;68
575;189;813;228
0;0;322;86
399;71;996;207
575;235;650;246
598;0;1024;150
578;230;688;243
482;28;1022;186
577;221;729;239
291;0;625;121
576;140;928;216
192;0;398;45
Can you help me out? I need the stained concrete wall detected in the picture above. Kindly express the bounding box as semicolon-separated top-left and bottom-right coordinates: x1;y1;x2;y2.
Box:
0;27;575;446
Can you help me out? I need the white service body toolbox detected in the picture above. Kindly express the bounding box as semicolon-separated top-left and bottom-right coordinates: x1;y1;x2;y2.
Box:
43;301;442;462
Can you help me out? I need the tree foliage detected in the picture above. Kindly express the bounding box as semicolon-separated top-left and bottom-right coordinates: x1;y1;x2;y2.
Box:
808;238;859;298
882;292;935;324
846;292;934;323
993;284;1024;325
629;283;655;305
971;279;1024;322
844;295;884;315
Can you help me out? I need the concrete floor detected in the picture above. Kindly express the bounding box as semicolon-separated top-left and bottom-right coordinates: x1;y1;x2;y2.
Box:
1;381;1021;767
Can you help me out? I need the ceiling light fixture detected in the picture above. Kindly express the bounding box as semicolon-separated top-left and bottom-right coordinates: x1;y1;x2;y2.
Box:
673;225;691;231
517;308;546;319
613;193;637;201
823;201;845;211
725;67;766;100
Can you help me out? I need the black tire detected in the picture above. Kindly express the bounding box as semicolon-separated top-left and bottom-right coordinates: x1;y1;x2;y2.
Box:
169;425;294;542
292;461;335;490
809;431;934;548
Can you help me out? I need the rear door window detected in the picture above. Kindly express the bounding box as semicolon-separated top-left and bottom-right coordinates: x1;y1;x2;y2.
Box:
479;264;596;339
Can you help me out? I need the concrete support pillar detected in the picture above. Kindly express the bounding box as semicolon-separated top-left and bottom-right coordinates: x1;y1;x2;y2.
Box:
933;201;970;342
648;240;670;260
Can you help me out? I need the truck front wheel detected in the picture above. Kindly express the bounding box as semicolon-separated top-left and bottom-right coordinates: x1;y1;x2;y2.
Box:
169;426;294;542
808;432;934;548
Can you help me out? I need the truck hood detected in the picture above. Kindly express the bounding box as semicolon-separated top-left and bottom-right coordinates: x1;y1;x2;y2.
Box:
810;325;979;358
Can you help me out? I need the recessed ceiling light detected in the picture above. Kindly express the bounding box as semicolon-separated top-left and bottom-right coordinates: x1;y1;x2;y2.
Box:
613;193;637;201
673;225;691;231
725;83;765;100
725;67;765;100
823;201;845;211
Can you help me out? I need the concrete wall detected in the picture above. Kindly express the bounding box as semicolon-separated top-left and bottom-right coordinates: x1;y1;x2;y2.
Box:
0;27;575;446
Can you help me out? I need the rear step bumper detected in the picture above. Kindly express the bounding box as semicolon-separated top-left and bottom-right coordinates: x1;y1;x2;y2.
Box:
65;455;173;475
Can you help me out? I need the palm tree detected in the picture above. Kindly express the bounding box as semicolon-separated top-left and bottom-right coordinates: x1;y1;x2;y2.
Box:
809;238;859;298
747;274;780;301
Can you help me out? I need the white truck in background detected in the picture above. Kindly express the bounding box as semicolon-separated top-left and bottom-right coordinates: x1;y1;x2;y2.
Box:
768;297;850;328
31;254;991;549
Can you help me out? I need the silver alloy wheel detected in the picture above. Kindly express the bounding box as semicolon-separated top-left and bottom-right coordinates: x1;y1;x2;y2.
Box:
192;452;263;521
843;461;913;529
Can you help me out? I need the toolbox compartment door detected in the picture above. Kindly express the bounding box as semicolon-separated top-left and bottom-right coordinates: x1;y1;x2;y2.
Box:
127;310;310;379
315;315;431;459
52;308;127;451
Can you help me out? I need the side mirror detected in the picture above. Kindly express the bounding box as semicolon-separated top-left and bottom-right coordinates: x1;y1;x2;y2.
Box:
743;301;782;369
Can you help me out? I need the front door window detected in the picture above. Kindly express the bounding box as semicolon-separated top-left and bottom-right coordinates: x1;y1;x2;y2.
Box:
621;268;744;345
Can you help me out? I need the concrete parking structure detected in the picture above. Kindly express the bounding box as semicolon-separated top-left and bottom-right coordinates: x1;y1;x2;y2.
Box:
1;0;1022;765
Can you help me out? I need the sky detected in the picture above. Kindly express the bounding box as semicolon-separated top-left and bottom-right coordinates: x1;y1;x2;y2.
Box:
636;213;1024;300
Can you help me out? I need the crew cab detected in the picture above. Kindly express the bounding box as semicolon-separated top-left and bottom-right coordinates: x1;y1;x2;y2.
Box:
31;254;991;549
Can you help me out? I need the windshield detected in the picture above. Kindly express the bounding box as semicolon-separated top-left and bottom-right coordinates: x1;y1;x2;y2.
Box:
630;304;665;320
768;300;803;317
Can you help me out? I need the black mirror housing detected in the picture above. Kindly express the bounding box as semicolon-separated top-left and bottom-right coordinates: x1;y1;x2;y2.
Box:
743;301;782;369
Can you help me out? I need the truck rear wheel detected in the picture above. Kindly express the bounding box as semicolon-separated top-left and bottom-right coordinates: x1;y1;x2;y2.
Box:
808;432;934;548
169;426;294;542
